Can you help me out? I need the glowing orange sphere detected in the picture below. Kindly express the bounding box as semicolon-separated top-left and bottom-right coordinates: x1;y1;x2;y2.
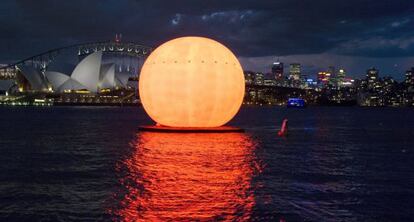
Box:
139;36;245;127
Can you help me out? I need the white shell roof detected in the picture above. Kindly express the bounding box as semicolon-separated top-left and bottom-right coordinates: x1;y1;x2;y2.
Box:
71;51;103;93
57;78;86;92
99;63;115;89
44;51;133;92
17;65;48;91
45;71;70;90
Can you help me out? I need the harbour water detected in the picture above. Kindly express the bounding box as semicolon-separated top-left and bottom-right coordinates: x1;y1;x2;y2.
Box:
0;106;413;221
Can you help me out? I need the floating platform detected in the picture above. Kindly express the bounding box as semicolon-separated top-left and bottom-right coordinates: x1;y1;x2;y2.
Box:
139;125;244;133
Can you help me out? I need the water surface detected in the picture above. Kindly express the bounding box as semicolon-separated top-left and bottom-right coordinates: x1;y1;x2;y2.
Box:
0;106;413;221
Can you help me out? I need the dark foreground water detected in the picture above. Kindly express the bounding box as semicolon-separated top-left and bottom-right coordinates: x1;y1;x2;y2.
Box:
0;106;413;221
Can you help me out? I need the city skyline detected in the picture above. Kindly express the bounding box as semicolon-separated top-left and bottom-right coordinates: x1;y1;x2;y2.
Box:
240;55;414;81
245;60;413;84
1;0;414;79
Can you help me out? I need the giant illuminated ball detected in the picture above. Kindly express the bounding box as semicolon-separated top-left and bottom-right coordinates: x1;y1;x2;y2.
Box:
139;36;245;127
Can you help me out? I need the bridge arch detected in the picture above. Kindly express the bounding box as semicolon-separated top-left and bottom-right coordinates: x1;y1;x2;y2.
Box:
0;40;152;79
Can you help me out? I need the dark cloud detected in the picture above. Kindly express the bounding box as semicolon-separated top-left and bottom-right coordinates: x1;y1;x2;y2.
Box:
1;0;414;77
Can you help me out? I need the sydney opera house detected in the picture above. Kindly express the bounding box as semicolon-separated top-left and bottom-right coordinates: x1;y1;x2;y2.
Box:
16;51;131;94
0;48;143;106
0;38;151;106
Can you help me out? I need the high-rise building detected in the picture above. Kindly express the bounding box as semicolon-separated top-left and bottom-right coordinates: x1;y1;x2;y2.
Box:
244;71;255;85
254;72;264;85
327;66;336;84
405;67;414;86
289;63;301;80
317;71;331;85
337;69;346;86
366;67;379;89
328;66;336;76
317;72;325;84
383;76;396;93
272;61;284;80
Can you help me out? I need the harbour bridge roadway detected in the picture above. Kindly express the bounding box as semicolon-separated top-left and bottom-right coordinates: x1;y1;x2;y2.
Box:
0;41;152;78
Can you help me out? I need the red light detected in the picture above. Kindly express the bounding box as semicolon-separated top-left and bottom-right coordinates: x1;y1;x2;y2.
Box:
110;132;261;221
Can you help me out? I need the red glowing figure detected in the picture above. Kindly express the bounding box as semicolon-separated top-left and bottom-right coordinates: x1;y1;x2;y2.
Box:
278;118;288;137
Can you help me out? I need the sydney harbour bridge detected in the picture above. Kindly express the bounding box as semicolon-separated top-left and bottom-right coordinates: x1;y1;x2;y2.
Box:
0;40;152;80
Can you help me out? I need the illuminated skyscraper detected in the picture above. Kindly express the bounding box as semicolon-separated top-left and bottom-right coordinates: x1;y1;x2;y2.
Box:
272;61;284;80
289;63;301;80
337;69;346;86
366;67;379;89
254;72;264;85
244;71;254;85
317;71;330;85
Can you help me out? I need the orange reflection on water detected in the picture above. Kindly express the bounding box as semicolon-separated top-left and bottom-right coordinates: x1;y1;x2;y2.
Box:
114;132;259;221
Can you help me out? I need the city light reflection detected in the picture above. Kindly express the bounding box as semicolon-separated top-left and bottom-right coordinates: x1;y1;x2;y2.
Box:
112;132;260;221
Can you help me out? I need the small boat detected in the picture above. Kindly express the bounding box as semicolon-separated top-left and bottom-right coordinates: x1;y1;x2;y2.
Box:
287;98;306;108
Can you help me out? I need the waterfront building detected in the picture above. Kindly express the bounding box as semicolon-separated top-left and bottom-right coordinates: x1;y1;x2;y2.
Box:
357;67;399;107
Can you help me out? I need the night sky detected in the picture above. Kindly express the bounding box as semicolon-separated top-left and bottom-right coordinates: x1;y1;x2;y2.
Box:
1;0;414;80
